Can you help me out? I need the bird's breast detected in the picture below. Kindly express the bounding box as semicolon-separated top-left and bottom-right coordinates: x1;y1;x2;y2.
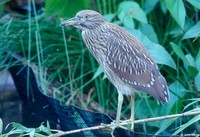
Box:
82;29;108;65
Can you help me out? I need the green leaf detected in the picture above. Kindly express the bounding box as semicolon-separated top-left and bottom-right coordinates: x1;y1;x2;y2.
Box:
92;66;103;80
123;15;135;28
173;114;200;135
182;21;200;39
92;66;107;80
149;43;177;69
169;81;187;103
169;20;193;37
144;0;159;14
12;122;29;131
135;99;158;120
104;13;116;22
140;23;159;43
155;118;177;135
127;28;176;69
46;121;51;132
182;54;199;77
0;118;3;134
160;0;168;14
197;48;200;60
187;66;199;77
170;42;189;64
29;129;35;137
195;73;200;91
185;54;199;77
45;0;90;17
118;1;147;26
39;125;51;135
187;0;200;9
165;0;186;29
135;98;174;128
195;56;200;90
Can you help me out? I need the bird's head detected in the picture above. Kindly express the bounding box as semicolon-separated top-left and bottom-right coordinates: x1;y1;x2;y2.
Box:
60;10;106;30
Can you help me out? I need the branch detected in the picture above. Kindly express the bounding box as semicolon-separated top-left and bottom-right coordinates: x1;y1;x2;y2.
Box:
50;110;200;137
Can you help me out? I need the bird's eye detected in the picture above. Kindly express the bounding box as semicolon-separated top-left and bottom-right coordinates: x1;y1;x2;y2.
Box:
83;15;89;19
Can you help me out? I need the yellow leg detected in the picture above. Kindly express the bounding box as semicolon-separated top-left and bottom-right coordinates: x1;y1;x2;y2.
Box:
116;92;124;125
130;95;135;131
111;92;123;137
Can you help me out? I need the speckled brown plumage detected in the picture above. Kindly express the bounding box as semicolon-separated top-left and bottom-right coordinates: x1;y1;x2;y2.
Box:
60;9;169;131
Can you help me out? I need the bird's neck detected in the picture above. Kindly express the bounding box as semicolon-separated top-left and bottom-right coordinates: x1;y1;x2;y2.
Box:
82;24;108;65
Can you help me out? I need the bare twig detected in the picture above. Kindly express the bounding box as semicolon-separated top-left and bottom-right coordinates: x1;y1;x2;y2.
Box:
50;110;200;137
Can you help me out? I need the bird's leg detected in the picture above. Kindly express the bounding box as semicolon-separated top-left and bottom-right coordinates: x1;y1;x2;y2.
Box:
102;92;124;129
130;95;135;131
110;92;124;137
115;92;123;126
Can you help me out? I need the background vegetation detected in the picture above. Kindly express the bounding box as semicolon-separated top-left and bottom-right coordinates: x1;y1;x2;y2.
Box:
0;0;200;136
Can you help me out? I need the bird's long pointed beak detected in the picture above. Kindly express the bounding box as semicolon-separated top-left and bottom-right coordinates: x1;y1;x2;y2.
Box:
60;17;80;27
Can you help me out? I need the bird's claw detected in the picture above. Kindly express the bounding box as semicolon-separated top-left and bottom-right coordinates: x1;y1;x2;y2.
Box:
101;121;127;130
110;120;127;130
101;121;127;137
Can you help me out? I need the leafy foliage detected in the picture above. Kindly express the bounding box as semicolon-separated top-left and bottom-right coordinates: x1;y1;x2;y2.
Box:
118;1;147;28
183;21;200;39
0;0;200;136
165;0;186;29
1;121;52;137
45;0;90;18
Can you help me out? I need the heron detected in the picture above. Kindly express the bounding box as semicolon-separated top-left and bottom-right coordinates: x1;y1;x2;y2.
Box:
60;10;169;131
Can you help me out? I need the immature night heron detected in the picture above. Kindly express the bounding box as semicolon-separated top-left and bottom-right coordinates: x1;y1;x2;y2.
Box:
60;10;169;130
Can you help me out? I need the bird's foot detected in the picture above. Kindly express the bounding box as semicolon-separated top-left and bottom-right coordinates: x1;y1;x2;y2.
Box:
111;121;127;137
110;120;127;129
101;121;127;137
101;120;127;129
